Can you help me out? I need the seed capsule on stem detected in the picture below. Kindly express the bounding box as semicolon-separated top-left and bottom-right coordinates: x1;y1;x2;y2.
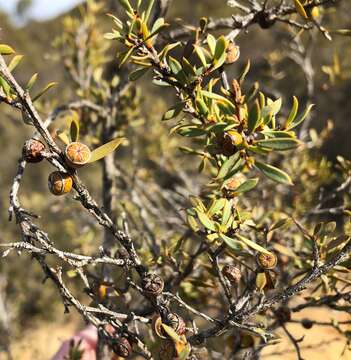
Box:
48;171;73;195
65;142;91;168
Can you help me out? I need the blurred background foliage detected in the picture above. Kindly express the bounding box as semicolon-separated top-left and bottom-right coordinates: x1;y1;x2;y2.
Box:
0;0;351;358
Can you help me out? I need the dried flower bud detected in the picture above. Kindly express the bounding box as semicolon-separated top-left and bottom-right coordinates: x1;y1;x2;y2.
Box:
142;273;164;296
48;171;73;196
65;142;91;168
112;337;132;358
23;139;45;163
225;42;240;64
222;265;241;284
256;252;277;270
301;318;313;329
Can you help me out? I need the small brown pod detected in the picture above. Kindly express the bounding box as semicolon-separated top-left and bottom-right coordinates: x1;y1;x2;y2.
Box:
48;171;73;196
222;265;242;284
23;139;45;163
65;142;91;168
141;273;164;296
111;337;132;358
256;252;278;270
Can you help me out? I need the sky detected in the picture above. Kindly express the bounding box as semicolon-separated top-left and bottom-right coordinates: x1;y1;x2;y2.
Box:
0;0;84;22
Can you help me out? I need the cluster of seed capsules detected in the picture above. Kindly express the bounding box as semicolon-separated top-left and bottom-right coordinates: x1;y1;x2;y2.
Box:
23;139;91;196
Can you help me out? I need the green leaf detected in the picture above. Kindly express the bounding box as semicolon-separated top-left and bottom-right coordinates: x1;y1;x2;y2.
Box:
69;112;80;142
32;82;57;102
0;76;11;97
119;47;134;67
195;210;216;232
89;138;126;163
162;103;183;121
8;55;24;72
144;0;155;23
256;138;301;151
168;56;182;75
26;73;38;90
194;45;207;67
57;130;70;146
256;272;267;291
159;42;180;61
239;60;250;84
288;103;314;130
235;234;271;254
232;178;259;194
216;152;240;179
285;96;299;128
201;90;235;111
207;198;226;217
213;36;228;69
129;67;150;81
178;126;207;137
247;100;261;133
0;44;15;55
195;98;209;116
294;0;308;19
118;0;133;12
255;161;293;185
261;98;282;118
207;34;216;55
220;233;243;251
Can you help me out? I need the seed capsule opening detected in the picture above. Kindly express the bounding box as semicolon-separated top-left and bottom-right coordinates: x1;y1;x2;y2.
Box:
65;142;91;168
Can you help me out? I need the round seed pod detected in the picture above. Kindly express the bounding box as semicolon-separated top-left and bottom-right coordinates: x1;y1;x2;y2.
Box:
65;142;91;168
111;337;132;358
256;252;278;270
301;318;313;329
142;273;164;296
222;265;242;284
48;171;73;196
225;42;240;64
23;139;45;163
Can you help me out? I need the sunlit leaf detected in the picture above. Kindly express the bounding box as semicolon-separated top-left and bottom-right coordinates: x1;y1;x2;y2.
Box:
89;138;126;163
0;44;15;55
255;161;293;185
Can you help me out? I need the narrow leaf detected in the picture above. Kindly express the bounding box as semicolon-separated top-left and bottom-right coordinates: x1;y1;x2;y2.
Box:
294;0;308;19
89;138;126;163
285;96;299;128
8;55;24;72
256;138;301;151
232;178;259;194
247;100;261;133
0;44;15;55
32;82;57;102
195;210;216;232
255;161;293;185
235;234;272;254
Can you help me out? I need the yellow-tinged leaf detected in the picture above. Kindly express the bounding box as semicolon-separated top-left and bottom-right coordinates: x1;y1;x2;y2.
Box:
0;44;15;55
32;82;57;102
161;324;182;343
235;234;271;254
89;138;126;163
256;272;267;292
57;130;70;145
294;0;308;19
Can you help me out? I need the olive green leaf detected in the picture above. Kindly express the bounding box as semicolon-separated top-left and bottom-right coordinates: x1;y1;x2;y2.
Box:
261;98;282;118
194;45;208;67
288;103;314;130
119;47;134;67
294;0;308;19
26;73;38;90
239;60;250;84
247;100;261;133
207;34;216;55
144;0;155;23
118;0;133;12
195;98;209;116
235;234;271;254
129;67;150;81
256;138;301;151
69;112;80;142
285;96;299;128
217;152;241;179
201;90;235;111
232;178;259;194
162;102;183;121
0;44;15;55
89;138;126;163
195;210;216;232
221;199;232;226
8;55;24;72
207;198;226;217
32;82;57;102
255;161;293;185
220;233;243;251
213;36;228;70
0;77;11;97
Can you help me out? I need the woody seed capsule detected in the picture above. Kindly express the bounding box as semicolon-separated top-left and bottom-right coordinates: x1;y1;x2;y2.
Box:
65;142;91;168
111;337;132;358
23;139;45;163
48;171;73;196
256;252;277;270
222;265;242;284
141;273;164;296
